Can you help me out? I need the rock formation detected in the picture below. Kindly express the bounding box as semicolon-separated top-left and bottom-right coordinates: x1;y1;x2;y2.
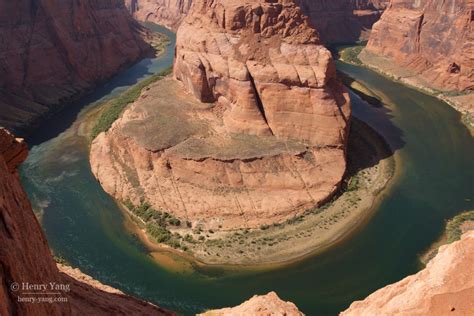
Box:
360;0;473;95
199;291;304;316
341;231;474;316
0;128;174;315
91;0;351;230
125;0;193;30
0;0;152;135
125;0;388;43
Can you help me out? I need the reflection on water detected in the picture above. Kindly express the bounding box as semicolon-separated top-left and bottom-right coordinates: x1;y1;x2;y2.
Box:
20;33;474;316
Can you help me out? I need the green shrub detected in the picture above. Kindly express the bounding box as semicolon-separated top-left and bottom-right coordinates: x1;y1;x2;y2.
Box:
146;223;171;243
446;211;474;243
184;234;195;243
168;217;181;226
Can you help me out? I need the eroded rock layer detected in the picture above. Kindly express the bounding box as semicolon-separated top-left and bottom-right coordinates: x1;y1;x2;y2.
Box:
362;0;474;93
91;0;350;230
0;0;151;135
0;128;173;315
342;232;474;316
126;0;193;30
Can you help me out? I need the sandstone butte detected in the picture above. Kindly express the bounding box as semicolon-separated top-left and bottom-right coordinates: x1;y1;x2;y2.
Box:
125;0;389;42
90;0;352;230
360;0;474;116
0;0;152;136
0;128;175;315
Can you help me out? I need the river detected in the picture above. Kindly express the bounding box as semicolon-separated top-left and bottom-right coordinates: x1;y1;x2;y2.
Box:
19;24;474;315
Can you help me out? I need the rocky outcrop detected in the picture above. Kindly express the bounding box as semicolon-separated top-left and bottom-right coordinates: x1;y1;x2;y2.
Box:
341;231;474;316
296;0;389;43
125;0;193;30
0;0;152;135
361;0;473;94
91;0;351;230
0;127;173;315
199;291;304;316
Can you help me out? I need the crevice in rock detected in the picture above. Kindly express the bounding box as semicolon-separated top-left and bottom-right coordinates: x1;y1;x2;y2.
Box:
248;71;274;135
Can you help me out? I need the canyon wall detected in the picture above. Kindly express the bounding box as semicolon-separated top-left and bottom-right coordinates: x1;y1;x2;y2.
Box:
125;0;193;30
91;0;351;230
0;128;173;315
361;0;473;94
296;0;389;43
0;0;152;135
125;0;388;42
342;231;474;315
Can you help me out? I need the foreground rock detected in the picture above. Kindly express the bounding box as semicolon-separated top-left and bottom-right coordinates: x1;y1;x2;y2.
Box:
92;0;351;230
0;0;152;135
342;231;474;315
126;0;193;30
360;0;474;119
200;292;303;316
0;128;173;315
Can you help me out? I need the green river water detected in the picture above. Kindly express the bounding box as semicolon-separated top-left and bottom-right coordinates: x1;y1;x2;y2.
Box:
19;24;474;315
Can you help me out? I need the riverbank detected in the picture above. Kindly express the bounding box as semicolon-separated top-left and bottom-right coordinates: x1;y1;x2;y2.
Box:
419;210;474;265
112;115;395;267
336;45;474;135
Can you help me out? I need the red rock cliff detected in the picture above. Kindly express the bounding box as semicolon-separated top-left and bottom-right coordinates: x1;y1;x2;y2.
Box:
0;127;174;315
125;0;193;30
0;0;152;135
362;0;474;93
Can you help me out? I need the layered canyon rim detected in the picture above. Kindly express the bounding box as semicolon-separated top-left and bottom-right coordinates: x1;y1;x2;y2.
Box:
360;0;474;117
91;0;351;230
125;0;389;42
0;0;153;135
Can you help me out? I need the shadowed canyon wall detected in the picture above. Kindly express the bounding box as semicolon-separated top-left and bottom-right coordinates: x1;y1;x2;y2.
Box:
0;0;152;135
362;0;473;93
126;0;389;42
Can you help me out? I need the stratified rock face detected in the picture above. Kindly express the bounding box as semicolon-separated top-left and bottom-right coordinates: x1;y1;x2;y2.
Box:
0;0;151;135
125;0;193;30
0;128;173;315
341;232;474;316
296;0;389;43
174;0;351;145
362;0;474;93
199;292;304;316
91;0;350;230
